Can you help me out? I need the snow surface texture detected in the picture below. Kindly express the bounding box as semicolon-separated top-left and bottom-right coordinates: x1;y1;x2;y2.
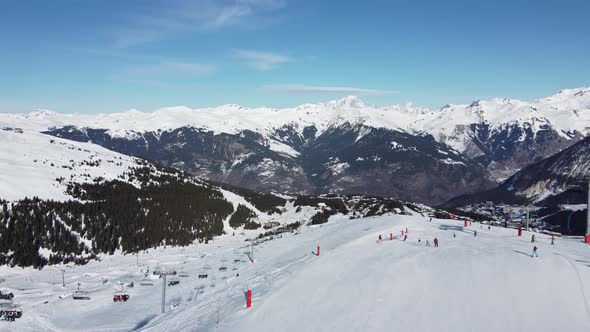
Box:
1;214;589;332
1;87;589;157
0;129;142;201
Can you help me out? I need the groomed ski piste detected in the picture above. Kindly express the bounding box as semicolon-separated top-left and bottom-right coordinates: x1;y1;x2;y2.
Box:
1;214;590;332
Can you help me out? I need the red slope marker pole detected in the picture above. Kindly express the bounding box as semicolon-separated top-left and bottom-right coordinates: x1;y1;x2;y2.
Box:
317;245;320;256
246;289;252;308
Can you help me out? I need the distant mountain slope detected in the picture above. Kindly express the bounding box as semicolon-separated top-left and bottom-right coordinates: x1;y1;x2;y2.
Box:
1;86;588;203
502;136;590;201
447;136;590;206
445;136;590;235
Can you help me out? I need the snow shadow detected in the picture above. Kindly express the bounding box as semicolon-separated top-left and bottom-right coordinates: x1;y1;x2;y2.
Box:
131;314;157;331
513;250;532;258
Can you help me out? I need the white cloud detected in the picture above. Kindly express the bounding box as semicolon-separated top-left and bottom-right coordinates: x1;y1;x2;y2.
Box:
233;49;290;70
113;0;286;48
262;84;399;95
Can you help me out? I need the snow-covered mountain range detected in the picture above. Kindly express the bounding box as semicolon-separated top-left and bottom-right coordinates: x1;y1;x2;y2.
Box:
1;86;588;204
4;88;588;141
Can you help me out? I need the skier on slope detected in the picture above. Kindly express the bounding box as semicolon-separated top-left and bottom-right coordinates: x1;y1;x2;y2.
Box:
551;236;555;245
488;225;491;230
453;233;456;238
434;238;439;247
531;235;535;243
532;246;539;258
426;240;431;247
474;230;477;237
403;234;408;242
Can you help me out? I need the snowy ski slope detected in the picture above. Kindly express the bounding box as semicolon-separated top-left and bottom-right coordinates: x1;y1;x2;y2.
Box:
1;214;589;332
0;129;142;201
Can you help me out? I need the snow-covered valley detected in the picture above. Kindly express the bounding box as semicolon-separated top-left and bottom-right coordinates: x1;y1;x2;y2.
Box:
1;214;589;332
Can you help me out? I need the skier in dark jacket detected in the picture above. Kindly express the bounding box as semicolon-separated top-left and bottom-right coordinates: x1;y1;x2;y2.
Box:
551;236;555;245
434;238;439;247
474;230;477;237
531;235;535;243
532;246;539;258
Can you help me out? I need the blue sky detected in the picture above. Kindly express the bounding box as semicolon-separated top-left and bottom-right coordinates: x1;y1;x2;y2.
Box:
1;0;589;113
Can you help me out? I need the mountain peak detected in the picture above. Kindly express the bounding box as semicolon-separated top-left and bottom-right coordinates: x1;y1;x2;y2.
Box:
30;109;57;116
331;95;368;109
467;100;481;108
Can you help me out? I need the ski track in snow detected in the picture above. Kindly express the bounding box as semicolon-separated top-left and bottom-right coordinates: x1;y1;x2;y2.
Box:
0;215;590;331
552;252;590;321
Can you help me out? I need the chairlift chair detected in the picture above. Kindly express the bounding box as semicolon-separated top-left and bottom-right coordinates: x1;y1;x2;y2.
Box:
0;304;22;320
72;290;91;300
140;279;154;286
113;291;130;302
